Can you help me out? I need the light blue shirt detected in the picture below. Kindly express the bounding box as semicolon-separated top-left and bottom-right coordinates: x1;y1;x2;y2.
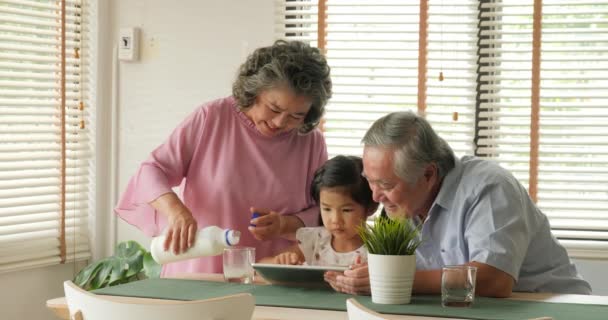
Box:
415;156;592;294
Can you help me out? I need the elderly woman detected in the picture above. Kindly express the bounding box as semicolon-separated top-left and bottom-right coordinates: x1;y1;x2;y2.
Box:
115;40;332;276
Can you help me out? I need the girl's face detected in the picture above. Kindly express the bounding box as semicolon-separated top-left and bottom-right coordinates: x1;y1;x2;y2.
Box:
319;187;369;252
244;87;312;137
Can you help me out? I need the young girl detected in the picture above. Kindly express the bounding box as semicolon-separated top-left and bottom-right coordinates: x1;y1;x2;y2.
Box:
260;155;378;266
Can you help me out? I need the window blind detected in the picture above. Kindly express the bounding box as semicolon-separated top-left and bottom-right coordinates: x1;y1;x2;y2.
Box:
275;1;319;46
275;0;477;160
477;0;608;258
537;0;608;258
277;0;608;258
322;1;421;159
0;0;93;273
426;0;478;156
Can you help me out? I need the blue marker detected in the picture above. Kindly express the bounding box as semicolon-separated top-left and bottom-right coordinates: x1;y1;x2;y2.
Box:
250;212;260;227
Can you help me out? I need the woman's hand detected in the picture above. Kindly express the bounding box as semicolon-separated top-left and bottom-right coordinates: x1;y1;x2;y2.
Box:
274;252;303;265
149;192;198;255
325;260;371;295
248;207;284;241
164;209;198;255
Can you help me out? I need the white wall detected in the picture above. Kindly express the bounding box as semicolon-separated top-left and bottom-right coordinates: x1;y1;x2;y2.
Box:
0;263;85;320
0;1;273;320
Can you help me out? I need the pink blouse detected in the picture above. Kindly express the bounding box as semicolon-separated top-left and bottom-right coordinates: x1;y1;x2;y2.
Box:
115;96;328;276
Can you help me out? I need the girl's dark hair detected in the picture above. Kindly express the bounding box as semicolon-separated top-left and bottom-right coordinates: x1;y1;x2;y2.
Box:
232;40;332;134
311;155;379;215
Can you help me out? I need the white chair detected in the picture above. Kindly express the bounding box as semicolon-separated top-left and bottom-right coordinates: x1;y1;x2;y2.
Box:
63;280;254;320
346;298;391;320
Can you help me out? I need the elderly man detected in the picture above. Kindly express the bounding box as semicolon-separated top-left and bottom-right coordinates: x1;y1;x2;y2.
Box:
325;111;591;297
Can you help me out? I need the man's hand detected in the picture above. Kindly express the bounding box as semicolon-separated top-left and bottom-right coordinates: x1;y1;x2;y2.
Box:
325;259;371;295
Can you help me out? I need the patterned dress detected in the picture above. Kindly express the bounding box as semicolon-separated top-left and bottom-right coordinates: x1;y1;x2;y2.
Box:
296;227;367;267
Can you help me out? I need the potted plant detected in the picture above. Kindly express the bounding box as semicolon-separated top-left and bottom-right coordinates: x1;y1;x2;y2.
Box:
74;240;161;291
358;216;421;304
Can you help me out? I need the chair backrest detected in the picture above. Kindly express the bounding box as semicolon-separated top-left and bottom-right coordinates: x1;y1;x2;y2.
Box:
63;280;255;320
346;298;390;320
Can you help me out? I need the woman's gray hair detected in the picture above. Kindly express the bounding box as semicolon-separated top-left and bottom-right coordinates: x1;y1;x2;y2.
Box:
232;40;332;134
362;111;456;184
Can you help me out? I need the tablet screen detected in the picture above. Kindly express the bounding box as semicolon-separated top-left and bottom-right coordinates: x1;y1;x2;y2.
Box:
252;263;347;287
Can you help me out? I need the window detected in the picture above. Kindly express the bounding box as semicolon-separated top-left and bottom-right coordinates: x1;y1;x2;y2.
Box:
275;1;477;159
0;0;94;272
275;0;608;258
477;0;608;258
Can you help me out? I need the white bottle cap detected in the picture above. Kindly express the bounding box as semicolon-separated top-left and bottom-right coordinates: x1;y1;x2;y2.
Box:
225;229;240;246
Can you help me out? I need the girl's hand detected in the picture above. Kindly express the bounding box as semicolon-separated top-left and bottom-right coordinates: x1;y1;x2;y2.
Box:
274;252;302;265
324;256;371;295
164;209;198;255
248;207;284;241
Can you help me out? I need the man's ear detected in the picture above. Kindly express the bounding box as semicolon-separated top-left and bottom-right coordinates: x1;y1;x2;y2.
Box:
423;162;438;183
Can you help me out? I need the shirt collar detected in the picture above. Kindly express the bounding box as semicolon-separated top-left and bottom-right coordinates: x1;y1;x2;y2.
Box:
430;156;464;213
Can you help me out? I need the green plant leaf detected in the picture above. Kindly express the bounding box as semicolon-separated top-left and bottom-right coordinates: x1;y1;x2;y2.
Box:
115;240;145;278
89;258;113;290
73;260;103;289
108;257;127;286
73;240;156;290
143;252;161;279
358;217;422;255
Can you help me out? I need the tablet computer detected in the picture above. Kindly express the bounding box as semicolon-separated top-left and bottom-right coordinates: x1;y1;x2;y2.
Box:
252;263;348;287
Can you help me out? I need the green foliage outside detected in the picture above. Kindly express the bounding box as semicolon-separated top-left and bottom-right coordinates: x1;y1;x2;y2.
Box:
74;240;161;291
358;216;422;256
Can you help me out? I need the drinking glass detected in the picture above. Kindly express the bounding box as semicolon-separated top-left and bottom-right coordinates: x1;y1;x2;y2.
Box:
222;247;255;284
441;265;477;307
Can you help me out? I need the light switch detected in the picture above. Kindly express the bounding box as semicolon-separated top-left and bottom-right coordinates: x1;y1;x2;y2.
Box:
119;27;139;62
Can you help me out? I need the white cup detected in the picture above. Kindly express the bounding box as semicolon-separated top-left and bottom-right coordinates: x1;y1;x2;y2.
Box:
222;247;255;284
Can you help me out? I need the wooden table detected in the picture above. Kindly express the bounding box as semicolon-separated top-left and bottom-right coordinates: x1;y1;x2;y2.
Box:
47;273;608;320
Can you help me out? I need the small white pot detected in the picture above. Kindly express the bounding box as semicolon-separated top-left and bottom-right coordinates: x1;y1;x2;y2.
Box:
368;253;416;304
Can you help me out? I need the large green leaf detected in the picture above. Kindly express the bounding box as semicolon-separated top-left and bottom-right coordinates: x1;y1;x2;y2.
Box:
89;258;113;290
73;260;103;289
108;257;127;286
73;240;153;290
114;241;145;278
143;252;161;279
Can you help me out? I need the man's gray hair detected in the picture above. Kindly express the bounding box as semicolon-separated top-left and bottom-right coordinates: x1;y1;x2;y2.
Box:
362;111;456;184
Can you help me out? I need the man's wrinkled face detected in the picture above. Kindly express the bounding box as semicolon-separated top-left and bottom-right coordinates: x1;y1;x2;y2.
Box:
362;146;433;219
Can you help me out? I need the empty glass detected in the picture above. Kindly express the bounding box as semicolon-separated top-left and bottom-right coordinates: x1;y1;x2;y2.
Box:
222;247;255;284
441;265;477;307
